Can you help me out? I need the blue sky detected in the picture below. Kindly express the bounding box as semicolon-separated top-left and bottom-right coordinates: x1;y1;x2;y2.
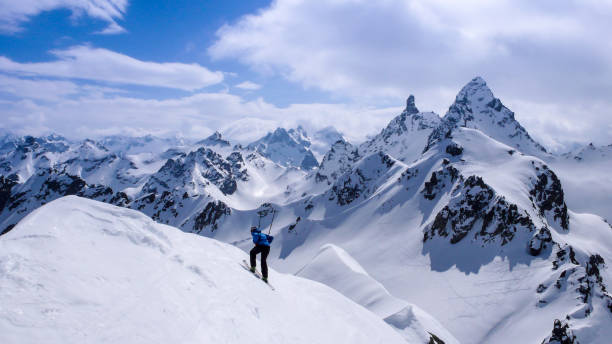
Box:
1;0;611;150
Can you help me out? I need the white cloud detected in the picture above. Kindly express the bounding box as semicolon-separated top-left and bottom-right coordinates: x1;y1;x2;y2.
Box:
0;74;80;101
234;81;262;90
0;0;129;34
95;21;126;35
0;45;224;90
0;77;400;144
209;0;612;148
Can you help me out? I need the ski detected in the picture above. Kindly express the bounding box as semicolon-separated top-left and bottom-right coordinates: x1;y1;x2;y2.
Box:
241;259;275;290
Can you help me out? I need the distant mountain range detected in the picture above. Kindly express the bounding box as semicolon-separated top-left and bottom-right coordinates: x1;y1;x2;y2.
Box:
2;77;612;343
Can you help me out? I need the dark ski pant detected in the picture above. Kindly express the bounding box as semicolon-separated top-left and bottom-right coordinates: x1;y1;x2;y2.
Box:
250;244;270;278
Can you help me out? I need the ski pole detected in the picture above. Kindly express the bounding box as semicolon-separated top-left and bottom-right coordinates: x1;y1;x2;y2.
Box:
268;208;276;235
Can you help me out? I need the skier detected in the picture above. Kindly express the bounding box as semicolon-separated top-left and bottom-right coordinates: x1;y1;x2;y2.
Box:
249;226;273;283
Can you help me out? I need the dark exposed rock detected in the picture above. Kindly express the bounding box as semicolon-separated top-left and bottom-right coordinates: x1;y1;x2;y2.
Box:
425;174;539;248
1;223;15;235
405;95;419;115
428;332;445;344
288;216;301;232
0;175;17;213
331;169;367;206
330;152;395;206
445;143;463;156
528;227;552;256
422;165;459;201
541;319;577;344
553;245;580;270
193;201;230;233
110;192;130;207
39;170;87;198
529;164;569;230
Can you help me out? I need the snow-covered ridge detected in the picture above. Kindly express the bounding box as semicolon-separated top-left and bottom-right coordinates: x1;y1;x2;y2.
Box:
0;196;406;344
297;244;459;344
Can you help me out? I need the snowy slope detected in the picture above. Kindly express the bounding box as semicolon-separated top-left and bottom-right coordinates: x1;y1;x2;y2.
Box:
297;244;459;344
243;127;612;344
0;196;406;344
548;143;612;223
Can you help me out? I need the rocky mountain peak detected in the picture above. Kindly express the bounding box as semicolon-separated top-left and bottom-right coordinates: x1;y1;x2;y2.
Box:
316;138;359;184
247;127;318;170
405;94;419;115
197;131;231;147
425;77;547;156
455;77;492;102
358;95;440;163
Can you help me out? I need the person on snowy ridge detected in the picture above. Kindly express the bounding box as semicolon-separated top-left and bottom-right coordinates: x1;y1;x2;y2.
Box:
250;226;273;283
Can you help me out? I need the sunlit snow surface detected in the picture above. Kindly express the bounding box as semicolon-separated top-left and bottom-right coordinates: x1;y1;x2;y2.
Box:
0;196;405;344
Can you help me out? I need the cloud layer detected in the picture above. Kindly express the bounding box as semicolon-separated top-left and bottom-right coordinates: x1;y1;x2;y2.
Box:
210;0;612;149
0;46;224;90
0;78;400;144
0;0;128;34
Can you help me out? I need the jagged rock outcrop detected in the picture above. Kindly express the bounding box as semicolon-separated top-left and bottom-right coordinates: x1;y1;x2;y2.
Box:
192;201;231;233
424;173;540;247
541;319;577;344
196;131;231;148
316;139;360;184
529;162;569;230
327;152;398;206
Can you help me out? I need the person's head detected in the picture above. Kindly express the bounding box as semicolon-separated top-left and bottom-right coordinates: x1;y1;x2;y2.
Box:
251;226;259;233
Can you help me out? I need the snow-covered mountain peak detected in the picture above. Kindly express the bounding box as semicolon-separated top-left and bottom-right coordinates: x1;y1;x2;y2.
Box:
287;125;310;146
77;139;110;157
310;126;346;159
247;127;318;170
562;142;612;162
426;77;547;157
196;131;231;148
315;138;359;184
359;95;441;163
454;76;492;103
